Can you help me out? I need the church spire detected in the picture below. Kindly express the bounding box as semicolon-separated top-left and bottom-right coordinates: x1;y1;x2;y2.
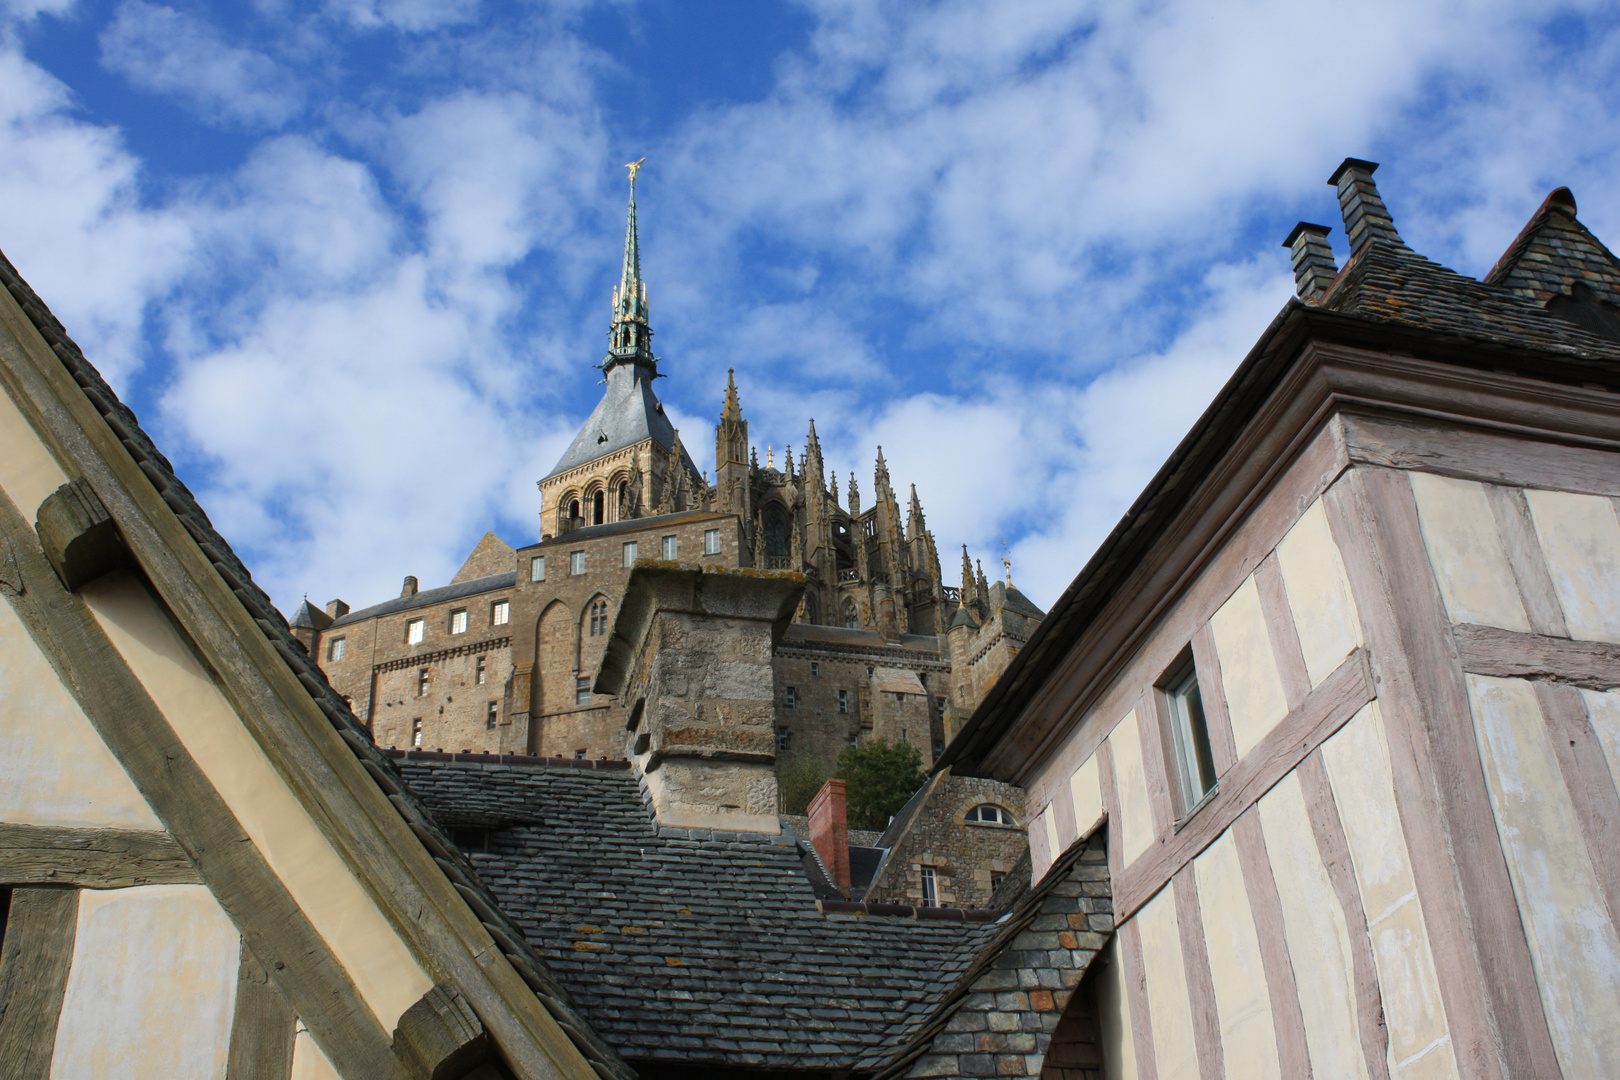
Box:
606;159;656;374
723;368;742;420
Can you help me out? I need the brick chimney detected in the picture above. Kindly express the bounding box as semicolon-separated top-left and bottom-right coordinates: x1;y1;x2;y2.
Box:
326;598;350;620
1283;222;1337;301
808;779;851;891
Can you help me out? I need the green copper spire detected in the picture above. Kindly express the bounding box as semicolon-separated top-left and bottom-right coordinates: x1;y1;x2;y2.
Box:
606;158;656;374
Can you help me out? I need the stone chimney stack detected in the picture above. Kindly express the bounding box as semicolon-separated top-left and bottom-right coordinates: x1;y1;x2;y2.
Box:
1283;222;1338;301
1330;157;1403;254
326;598;350;620
595;564;805;834
808;779;851;891
401;576;418;598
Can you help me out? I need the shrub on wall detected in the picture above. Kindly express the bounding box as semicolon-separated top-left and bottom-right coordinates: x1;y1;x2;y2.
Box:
778;759;830;815
836;739;927;830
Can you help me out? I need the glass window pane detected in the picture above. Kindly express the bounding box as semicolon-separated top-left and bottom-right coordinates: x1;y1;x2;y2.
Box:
531;557;545;582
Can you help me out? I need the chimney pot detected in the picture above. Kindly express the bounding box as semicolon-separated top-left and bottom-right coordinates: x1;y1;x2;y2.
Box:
1282;222;1338;302
401;575;419;598
808;778;851;892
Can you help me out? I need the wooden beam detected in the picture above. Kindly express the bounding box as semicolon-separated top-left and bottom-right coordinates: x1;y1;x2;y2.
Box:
1325;467;1555;1080
1172;867;1224;1080
0;886;79;1079
228;943;296;1080
0;489;401;1080
1114;650;1373;921
1454;623;1620;690
0;822;199;888
1230;811;1311;1080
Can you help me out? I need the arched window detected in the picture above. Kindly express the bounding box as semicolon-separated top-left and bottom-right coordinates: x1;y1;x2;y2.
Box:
965;804;1012;825
568;498;580;521
763;507;789;558
589;599;610;637
592;489;605;525
842;600;859;629
803;592;819;625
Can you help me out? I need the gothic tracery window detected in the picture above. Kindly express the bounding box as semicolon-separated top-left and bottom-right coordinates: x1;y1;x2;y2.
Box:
763;508;789;558
588;599;610;637
843;600;859;629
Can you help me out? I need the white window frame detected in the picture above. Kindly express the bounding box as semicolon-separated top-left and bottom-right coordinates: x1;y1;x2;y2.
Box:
531;556;546;582
784;686;797;709
476;655;487;684
575;677;591;706
328;637;346;662
569;551;586;576
491;600;510;626
837;689;849;714
411;718;423;748
920;866;937;907
661;535;677;560
450;609;468;635
622;541;638;567
406;618;425;644
1166;654;1218;814
703;528;721;555
486;702;498;730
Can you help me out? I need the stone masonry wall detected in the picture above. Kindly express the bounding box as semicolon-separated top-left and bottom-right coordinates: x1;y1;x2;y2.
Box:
867;774;1029;910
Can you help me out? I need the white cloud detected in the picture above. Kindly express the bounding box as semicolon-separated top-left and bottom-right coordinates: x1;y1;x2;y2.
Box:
100;2;302;128
0;45;191;387
330;0;481;33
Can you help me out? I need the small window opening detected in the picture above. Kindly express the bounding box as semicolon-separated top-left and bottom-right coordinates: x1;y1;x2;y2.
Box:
575;677;591;706
417;669;430;697
589;599;610;637
574;748;587;759
843;601;859;629
784;686;797;709
965;804;1011;825
810;662;819;677
920;866;937;908
622;541;638;567
661;535;677;560
411;718;423;747
328;637;346;662
476;656;487;684
486;701;499;730
569;551;586;576
837;689;849;714
593;490;605;525
406;618;425;644
531;557;546;582
1166;654;1218;813
703;528;721;555
450;609;468;635
448;826;489;853
492;600;510;626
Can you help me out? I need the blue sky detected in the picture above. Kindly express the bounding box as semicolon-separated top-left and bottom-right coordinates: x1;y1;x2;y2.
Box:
2;0;1619;615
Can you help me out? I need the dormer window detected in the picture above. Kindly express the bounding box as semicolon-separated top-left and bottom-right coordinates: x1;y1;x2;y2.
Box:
965;804;1013;825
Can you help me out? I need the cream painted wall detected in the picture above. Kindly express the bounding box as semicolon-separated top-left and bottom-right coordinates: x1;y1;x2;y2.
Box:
1466;675;1620;1080
1109;710;1156;867
1094;940;1139;1080
1068;752;1104;842
0;598;161;829
82;573;432;1030
1135;888;1200;1080
1042;804;1061;875
0;375;69;517
1210;576;1288;758
1193;830;1281;1080
1257;774;1370;1080
1524;489;1620;644
1275;500;1362;687
291;1023;343;1080
51;884;239;1080
1407;473;1530;633
1320;703;1457;1080
1582;688;1620;791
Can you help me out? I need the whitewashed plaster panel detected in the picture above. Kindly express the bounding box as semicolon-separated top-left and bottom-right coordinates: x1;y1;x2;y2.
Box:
1275;499;1362;687
1524;489;1620;643
1109;710;1156;867
1136;887;1199;1080
1210;576;1289;758
1408;473;1530;633
1193;829;1282;1080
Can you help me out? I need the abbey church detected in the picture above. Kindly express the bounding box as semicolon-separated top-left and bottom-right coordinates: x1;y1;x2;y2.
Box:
297;170;1044;773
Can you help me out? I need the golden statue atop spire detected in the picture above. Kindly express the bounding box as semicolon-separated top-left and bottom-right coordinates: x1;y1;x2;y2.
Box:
625;157;646;182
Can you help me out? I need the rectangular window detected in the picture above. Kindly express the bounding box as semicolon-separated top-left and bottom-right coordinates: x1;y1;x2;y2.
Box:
569;551;585;576
661;535;677;560
450;609;468;635
1165;654;1218;813
406;618;425;644
622;541;638;567
411;718;423;748
486;702;499;730
810;661;819;677
530;556;546;582
574;748;587;759
990;871;1006;892
837;689;849;714
418;669;430;697
328;637;346;662
476;656;487;684
920;866;937;907
575;677;591;706
784;686;797;709
703;528;721;555
492;600;509;626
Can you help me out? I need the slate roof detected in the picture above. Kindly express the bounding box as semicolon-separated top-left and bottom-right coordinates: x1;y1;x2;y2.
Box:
536;509;731;547
0;249;634;1080
547;363;700;480
398;757;1004;1073
329;570;517;628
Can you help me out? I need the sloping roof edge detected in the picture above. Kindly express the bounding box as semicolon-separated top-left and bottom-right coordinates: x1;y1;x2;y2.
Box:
0;249;633;1080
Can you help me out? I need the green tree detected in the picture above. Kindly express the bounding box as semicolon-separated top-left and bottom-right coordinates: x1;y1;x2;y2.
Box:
778;759;829;815
835;739;927;830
